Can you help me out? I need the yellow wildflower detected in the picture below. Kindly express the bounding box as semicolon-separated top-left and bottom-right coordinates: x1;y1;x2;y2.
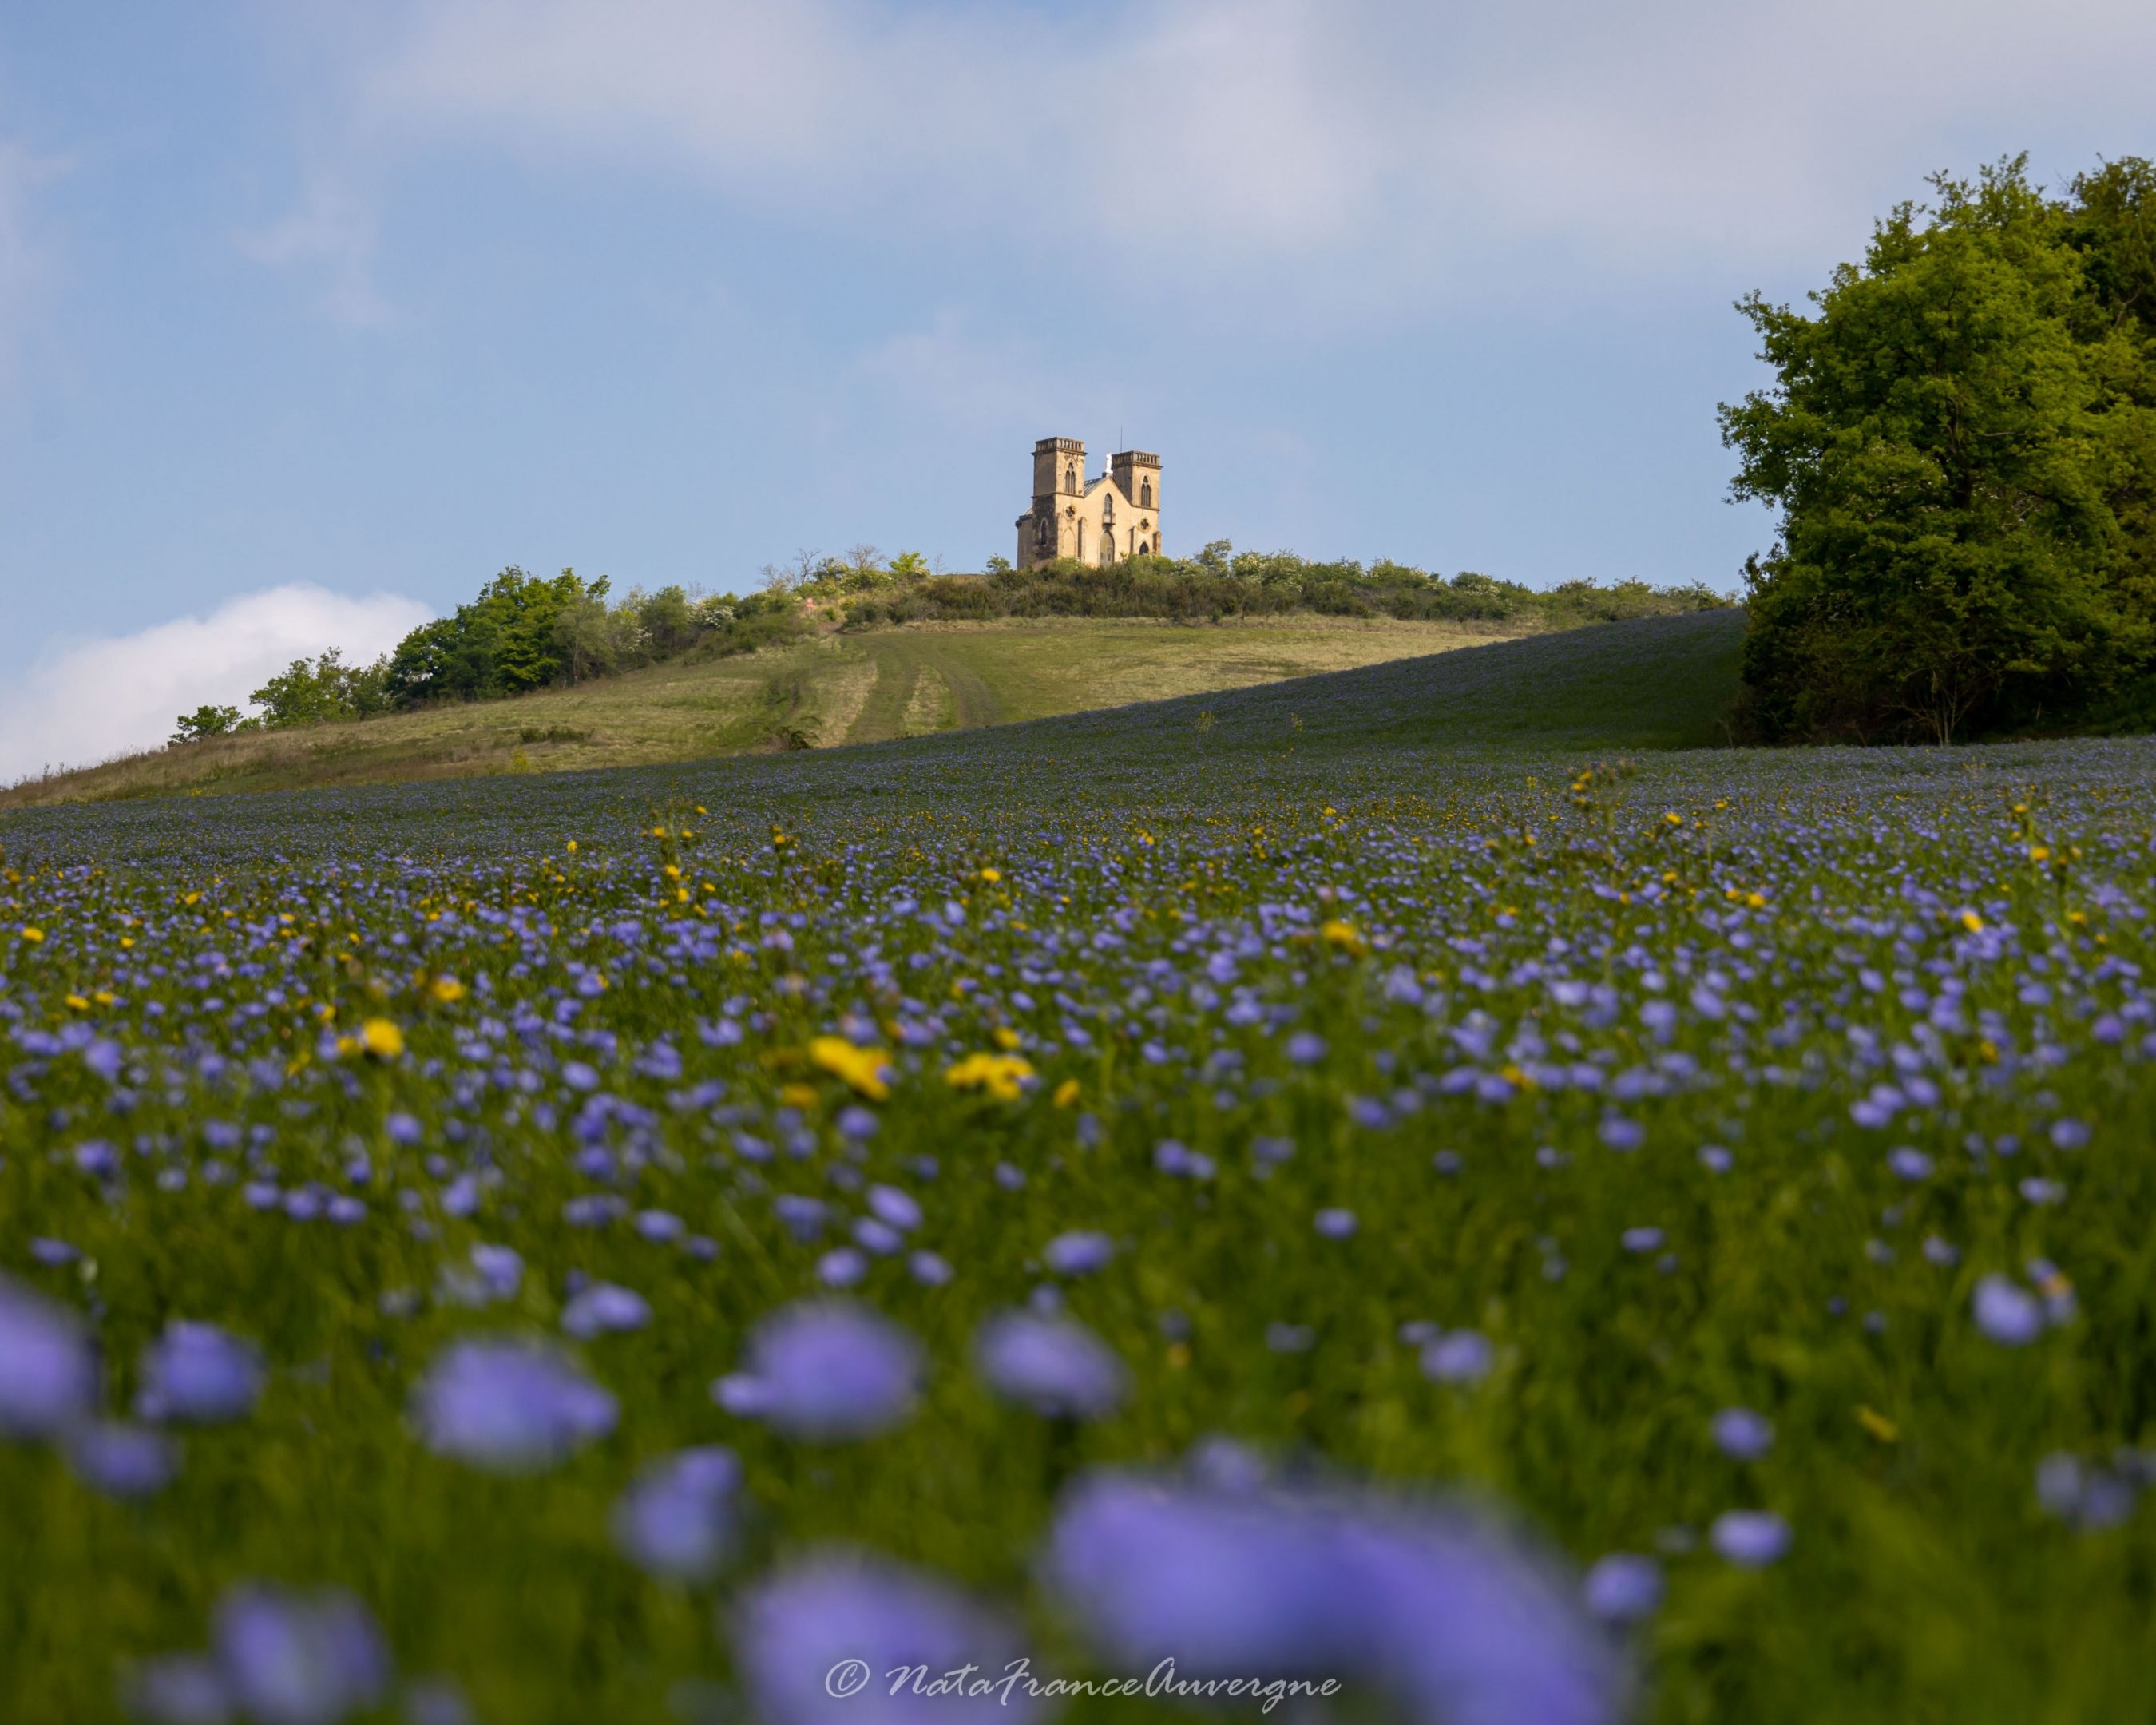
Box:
809;1036;893;1101
1960;910;1984;933
1320;919;1365;954
18;926;42;943
1053;1078;1081;1108
945;1051;1035;1101
992;1025;1023;1052
359;1018;406;1060
429;976;466;1004
980;866;1002;883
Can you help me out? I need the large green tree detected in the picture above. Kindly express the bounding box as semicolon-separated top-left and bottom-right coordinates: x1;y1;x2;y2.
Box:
1722;157;2156;742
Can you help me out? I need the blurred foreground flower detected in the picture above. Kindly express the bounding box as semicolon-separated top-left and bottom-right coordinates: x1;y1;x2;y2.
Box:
612;1446;743;1580
138;1322;263;1424
412;1340;617;1472
713;1299;921;1441
735;1552;1038;1725
975;1312;1127;1420
1045;1462;1624;1723
0;1275;97;1438
810;1037;894;1102
944;1052;1033;1101
127;1584;391;1725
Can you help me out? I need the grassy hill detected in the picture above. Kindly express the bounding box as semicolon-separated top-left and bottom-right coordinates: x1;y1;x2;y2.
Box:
2;616;1546;807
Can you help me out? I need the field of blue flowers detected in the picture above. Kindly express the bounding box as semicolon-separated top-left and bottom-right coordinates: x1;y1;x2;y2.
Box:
4;696;2156;1722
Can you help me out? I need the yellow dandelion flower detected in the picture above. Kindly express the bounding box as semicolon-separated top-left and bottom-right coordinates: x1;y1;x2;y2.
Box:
992;1025;1023;1052
809;1036;893;1102
780;1082;819;1110
1319;919;1365;954
429;976;466;1004
359;1018;406;1060
1960;910;1984;933
1053;1078;1081;1108
980;867;1002;883
945;1052;1035;1101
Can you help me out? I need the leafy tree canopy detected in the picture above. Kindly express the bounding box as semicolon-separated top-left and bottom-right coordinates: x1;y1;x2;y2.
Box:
1722;156;2156;743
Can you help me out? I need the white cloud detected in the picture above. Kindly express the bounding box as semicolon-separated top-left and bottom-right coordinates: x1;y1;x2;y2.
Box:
0;586;431;785
309;0;2156;309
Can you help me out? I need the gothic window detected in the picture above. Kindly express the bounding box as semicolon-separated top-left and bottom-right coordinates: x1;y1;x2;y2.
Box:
1076;519;1085;560
1065;464;1076;494
1140;478;1152;508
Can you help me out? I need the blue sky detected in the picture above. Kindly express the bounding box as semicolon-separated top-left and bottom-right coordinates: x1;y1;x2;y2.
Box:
3;1;2154;775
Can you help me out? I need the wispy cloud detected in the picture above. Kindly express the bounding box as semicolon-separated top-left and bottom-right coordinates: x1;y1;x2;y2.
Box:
0;139;68;386
288;0;2156;319
0;586;431;784
235;175;394;327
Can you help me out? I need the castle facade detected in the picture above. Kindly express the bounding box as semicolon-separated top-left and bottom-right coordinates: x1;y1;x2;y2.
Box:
1015;438;1160;570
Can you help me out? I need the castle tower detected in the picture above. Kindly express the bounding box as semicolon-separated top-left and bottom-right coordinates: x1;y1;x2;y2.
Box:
1017;437;1086;569
1111;451;1161;559
1033;437;1085;504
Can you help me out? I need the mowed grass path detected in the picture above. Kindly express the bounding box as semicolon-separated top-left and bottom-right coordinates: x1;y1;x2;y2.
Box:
2;617;1530;807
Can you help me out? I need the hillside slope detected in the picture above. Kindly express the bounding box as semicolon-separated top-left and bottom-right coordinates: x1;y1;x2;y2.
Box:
988;607;1749;759
2;613;1750;851
1;617;1526;807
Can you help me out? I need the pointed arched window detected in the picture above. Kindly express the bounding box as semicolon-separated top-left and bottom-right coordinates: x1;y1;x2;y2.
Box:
1065;464;1076;494
1140;478;1152;508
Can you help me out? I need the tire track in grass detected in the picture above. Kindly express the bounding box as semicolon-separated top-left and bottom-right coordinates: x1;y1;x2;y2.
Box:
846;638;924;745
922;640;1001;730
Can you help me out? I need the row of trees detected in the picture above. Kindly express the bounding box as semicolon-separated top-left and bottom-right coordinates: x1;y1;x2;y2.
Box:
835;543;1725;629
172;569;800;741
1726;155;2156;743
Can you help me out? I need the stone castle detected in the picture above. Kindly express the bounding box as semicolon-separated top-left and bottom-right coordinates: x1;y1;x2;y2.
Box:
1015;438;1160;569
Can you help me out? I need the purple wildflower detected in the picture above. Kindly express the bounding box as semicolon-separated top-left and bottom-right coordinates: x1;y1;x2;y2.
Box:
612;1445;743;1580
561;1282;651;1340
1711;1407;1774;1461
211;1584;392;1725
1972;1275;2044;1346
1044;1231;1116;1275
0;1275;98;1438
712;1300;921;1441
735;1552;1038;1725
974;1312;1128;1419
138;1322;263;1425
412;1340;618;1471
1709;1509;1790;1568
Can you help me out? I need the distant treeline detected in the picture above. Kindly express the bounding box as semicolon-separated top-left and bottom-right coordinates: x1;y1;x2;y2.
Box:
170;548;1726;741
838;543;1726;629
